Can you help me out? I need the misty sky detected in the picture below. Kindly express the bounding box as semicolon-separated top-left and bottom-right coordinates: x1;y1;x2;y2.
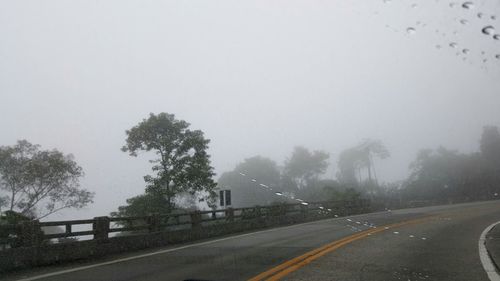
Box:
1;0;499;220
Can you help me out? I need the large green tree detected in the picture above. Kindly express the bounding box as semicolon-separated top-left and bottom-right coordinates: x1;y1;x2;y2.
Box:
0;140;93;219
122;113;217;213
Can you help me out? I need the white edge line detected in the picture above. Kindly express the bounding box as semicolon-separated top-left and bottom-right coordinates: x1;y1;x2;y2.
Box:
479;221;500;281
16;214;366;281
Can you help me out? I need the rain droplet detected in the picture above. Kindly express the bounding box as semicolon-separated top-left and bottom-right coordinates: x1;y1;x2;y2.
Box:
462;2;474;9
409;235;415;238
449;42;458;48
482;25;495;35
436;44;442;49
493;34;500;40
492;15;497;20
238;172;246;176
478;12;484;18
275;192;283;196
450;2;457;8
347;218;352;222
421;237;427;240
411;3;418;8
406;27;416;34
334;214;339;217
460;19;468;25
301;202;309;206
251;179;257;182
383;0;391;3
462;48;470;54
495;54;500;59
393;231;400;234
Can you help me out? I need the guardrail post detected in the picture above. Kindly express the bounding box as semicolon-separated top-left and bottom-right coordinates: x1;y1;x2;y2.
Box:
147;213;160;233
20;220;42;247
93;216;110;241
300;204;308;217
190;211;202;230
225;208;234;222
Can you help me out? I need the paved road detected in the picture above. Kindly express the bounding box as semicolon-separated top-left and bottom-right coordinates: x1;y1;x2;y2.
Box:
4;200;500;281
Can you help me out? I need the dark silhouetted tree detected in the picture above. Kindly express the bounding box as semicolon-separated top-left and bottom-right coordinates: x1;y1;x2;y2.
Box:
0;140;93;219
122;113;217;213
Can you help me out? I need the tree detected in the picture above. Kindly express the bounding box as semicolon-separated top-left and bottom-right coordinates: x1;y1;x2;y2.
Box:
218;156;281;207
283;147;329;190
480;125;500;167
0;140;93;219
122;113;217;213
337;139;389;187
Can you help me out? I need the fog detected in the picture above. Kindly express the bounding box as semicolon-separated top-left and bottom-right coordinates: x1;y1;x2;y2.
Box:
1;0;499;220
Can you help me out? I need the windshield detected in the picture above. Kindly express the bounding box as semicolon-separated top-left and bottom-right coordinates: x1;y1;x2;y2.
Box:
0;1;499;281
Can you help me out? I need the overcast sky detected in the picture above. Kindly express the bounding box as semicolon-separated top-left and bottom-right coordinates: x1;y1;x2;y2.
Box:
1;0;499;220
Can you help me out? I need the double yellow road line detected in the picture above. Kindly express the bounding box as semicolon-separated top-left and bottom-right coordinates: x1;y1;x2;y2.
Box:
248;217;431;281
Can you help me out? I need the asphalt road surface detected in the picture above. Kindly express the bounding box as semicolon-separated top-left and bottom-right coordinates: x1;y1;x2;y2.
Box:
3;200;500;281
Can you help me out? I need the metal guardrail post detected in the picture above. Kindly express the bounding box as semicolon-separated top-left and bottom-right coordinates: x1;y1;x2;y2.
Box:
93;216;110;241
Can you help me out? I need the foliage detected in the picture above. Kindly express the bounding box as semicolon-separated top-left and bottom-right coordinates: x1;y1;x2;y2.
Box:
122;113;217;213
480;125;500;167
283;146;329;189
218;156;282;207
0;140;93;219
337;139;389;186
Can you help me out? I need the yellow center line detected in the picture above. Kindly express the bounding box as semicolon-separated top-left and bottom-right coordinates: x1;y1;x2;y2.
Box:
248;216;432;281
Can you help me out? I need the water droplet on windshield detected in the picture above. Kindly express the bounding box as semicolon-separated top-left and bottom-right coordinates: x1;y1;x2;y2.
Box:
462;2;474;9
492;15;497;20
460;19;468;25
411;3;418;8
383;0;391;3
407;27;416;34
275;192;283;196
482;26;495;35
493;34;500;40
393;231;400;234
462;48;470;54
450;2;458;8
478;12;484;18
495;54;500;59
436;44;442;49
449;42;458;48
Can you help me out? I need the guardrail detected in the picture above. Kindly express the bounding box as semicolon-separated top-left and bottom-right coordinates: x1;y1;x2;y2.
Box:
0;199;369;250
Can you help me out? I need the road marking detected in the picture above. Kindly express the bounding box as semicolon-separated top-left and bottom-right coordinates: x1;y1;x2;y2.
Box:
248;217;430;281
14;213;383;281
479;221;500;281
